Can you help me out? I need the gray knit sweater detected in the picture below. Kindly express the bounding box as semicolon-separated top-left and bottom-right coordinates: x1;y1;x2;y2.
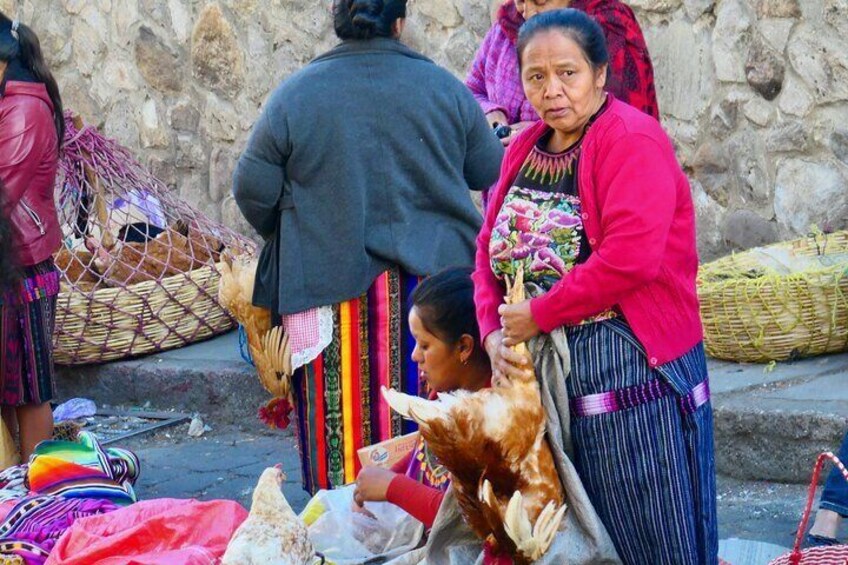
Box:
233;37;503;314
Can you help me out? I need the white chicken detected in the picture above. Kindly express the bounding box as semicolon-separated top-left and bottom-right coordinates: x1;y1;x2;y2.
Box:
222;466;316;565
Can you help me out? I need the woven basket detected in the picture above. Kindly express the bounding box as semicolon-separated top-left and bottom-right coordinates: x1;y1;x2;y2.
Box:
698;230;848;363
54;264;233;365
51;114;254;365
768;452;848;565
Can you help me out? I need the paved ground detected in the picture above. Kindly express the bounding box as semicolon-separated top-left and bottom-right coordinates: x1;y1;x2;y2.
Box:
120;415;841;557
57;331;848;563
60;331;848;483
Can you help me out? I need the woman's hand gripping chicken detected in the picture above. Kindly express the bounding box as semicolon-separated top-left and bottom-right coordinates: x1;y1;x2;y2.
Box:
381;267;566;563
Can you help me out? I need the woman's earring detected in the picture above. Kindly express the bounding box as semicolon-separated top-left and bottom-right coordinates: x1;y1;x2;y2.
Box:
461;356;469;366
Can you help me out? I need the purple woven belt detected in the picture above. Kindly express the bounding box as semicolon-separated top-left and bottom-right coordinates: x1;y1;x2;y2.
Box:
571;379;710;418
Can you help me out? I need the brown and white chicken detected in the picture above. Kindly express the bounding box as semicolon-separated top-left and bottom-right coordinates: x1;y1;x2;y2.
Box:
217;255;293;401
222;466;315;565
382;269;566;564
85;221;224;287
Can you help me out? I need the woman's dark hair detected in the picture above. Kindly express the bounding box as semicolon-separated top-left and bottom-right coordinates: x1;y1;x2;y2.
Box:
0;13;65;149
410;266;481;347
516;8;609;72
0;188;19;295
333;0;407;41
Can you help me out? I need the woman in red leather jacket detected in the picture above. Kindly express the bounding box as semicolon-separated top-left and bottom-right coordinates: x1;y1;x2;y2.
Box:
0;12;64;459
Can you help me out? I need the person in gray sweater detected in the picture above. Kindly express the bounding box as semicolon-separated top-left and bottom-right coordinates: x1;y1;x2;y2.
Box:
233;0;503;493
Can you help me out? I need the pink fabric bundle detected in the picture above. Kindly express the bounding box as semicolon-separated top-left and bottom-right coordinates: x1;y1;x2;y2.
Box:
46;498;247;565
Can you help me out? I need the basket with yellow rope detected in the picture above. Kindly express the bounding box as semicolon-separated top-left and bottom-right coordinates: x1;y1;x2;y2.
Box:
698;229;848;363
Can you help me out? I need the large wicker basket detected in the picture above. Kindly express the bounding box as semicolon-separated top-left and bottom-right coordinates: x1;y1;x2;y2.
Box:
54;265;233;365
698;230;848;363
52;114;254;365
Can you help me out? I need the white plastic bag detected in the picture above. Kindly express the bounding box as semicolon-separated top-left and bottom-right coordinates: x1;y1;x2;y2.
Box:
300;484;425;564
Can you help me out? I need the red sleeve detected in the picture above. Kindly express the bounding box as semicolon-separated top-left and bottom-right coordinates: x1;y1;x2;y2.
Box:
385;474;446;529
530;133;677;330
0;99;53;210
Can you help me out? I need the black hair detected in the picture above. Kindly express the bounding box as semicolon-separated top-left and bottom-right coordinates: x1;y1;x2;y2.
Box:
0;13;65;150
517;8;609;72
0;187;19;295
410;266;481;347
333;0;407;41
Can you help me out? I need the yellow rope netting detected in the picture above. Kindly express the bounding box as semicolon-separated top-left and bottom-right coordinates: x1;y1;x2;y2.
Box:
698;230;848;363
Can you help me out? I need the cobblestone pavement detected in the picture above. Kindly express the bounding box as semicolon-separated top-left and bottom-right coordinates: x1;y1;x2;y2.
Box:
122;417;834;555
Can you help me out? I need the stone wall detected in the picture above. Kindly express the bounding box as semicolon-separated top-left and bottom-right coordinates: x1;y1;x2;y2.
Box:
2;0;845;259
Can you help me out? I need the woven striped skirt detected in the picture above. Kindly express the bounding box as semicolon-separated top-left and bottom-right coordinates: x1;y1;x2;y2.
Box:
0;259;59;407
292;268;423;494
565;318;718;565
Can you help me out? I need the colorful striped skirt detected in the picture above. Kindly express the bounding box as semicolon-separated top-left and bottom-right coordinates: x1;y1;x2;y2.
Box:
0;259;59;407
291;268;424;494
564;318;718;565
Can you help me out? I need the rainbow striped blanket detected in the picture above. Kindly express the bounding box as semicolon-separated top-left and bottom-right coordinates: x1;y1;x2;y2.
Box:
27;432;140;505
0;432;140;564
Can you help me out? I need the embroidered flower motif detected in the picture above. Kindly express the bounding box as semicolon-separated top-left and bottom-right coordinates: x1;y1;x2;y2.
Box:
489;186;584;286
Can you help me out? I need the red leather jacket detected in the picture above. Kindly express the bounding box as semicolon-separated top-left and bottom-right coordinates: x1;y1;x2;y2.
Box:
0;81;61;267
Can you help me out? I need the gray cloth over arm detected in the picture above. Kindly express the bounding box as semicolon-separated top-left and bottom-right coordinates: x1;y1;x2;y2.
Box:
389;286;621;564
232;38;504;315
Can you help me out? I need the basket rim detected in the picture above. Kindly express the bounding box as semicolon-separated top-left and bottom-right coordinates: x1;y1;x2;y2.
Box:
698;231;848;290
56;261;223;300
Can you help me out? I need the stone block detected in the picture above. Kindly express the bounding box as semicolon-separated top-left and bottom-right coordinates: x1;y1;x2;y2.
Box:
825;0;848;38
774;158;848;235
765;120;809;152
627;0;682;13
691;141;732;207
722;209;778;250
727;131;772;213
415;0;463;28
140;97;171;149
712;0;753;83
743;98;774;126
757;0;801;18
757;18;794;54
830;129;848;166
778;74;814;117
222;196;258;240
168;0;192;43
191;3;245;96
135;25;183;92
746;38;785;100
647;21;714;121
204;94;240;142
683;0;716;20
169;99;201;132
209;146;236;203
691;179;727;260
71;7;108;77
787;25;848;103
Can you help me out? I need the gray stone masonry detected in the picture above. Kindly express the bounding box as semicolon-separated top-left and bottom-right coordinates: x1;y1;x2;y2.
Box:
0;0;844;260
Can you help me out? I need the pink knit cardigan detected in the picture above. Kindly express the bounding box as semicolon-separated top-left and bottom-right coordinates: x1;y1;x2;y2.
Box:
473;97;703;367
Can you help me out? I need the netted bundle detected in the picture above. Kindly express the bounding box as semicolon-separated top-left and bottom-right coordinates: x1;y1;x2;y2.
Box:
52;113;255;365
698;229;848;363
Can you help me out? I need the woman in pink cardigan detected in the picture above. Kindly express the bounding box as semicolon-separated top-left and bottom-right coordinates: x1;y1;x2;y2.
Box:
473;10;717;565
